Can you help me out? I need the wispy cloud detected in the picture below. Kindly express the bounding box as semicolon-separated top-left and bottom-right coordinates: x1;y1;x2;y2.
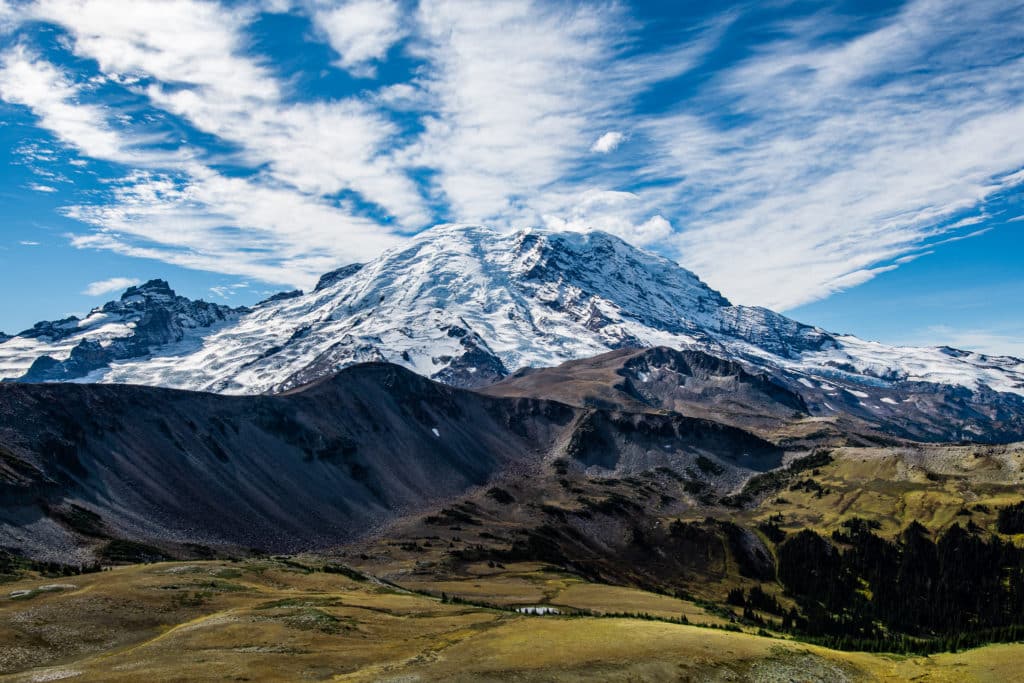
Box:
65;165;404;288
31;0;427;225
541;189;672;246
641;0;1024;308
82;276;139;296
0;44;160;163
0;0;1020;314
0;2;409;288
382;0;710;252
406;0;622;224
209;282;249;299
311;0;406;77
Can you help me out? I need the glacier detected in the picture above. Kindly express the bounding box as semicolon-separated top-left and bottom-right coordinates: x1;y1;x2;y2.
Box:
1;224;1021;413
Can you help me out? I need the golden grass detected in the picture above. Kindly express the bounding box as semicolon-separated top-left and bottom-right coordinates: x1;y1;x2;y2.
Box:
721;446;1024;540
550;582;730;625
400;561;605;604
3;558;1024;681
5;446;1024;680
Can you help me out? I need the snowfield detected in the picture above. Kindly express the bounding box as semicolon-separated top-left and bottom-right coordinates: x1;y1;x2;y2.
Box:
1;224;1022;403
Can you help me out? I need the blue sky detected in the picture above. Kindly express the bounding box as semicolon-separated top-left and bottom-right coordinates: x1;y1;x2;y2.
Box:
0;0;1021;355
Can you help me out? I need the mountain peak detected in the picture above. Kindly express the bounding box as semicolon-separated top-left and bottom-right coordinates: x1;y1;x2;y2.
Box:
121;278;176;300
407;223;668;262
0;277;244;384
2;223;1022;442
392;223;731;310
71;223;783;393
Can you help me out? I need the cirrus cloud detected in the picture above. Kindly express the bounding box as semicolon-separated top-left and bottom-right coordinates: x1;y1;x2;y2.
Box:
0;0;1019;320
82;276;140;296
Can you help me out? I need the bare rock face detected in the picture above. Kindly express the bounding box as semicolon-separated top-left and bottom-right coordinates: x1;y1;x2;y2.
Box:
484;346;1024;444
0;364;562;559
0;360;792;561
313;263;364;292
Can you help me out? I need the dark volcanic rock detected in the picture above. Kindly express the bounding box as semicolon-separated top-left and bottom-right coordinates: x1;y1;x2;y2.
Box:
258;289;304;305
314;263;364;292
431;323;508;388
486;346;1024;444
0;360;784;561
0;363;572;559
484;346;810;438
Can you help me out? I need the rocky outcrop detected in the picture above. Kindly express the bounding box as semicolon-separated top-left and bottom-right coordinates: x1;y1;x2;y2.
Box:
0;359;792;561
12;280;243;383
314;263;363;292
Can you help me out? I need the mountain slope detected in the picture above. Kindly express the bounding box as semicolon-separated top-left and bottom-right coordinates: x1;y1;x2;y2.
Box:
483;347;817;438
0;364;563;560
0;362;784;561
484;346;1024;444
1;224;1022;441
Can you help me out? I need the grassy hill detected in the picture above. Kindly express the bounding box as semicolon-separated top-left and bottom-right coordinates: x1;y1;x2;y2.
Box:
2;556;1023;682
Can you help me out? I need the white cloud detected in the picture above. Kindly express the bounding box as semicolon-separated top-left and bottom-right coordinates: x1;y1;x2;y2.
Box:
259;0;295;11
407;0;707;226
894;250;933;265
209;282;248;299
407;0;616;223
27;182;57;192
31;0;277;102
0;0;18;33
0;48;405;287
1;1;414;287
19;240;40;246
638;0;1024;309
82;276;140;296
312;0;405;76
31;0;427;226
65;165;405;288
591;131;624;153
0;45;161;163
542;190;671;246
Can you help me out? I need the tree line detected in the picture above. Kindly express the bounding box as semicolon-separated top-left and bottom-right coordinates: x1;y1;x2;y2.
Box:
776;516;1024;652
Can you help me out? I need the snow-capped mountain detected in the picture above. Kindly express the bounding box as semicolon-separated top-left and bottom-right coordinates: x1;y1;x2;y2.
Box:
1;224;1022;440
0;279;243;383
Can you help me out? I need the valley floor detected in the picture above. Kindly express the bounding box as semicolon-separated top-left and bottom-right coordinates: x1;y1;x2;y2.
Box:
0;557;1021;682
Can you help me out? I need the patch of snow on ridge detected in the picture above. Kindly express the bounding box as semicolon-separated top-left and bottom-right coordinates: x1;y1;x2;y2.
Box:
0;321;134;379
0;279;243;384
